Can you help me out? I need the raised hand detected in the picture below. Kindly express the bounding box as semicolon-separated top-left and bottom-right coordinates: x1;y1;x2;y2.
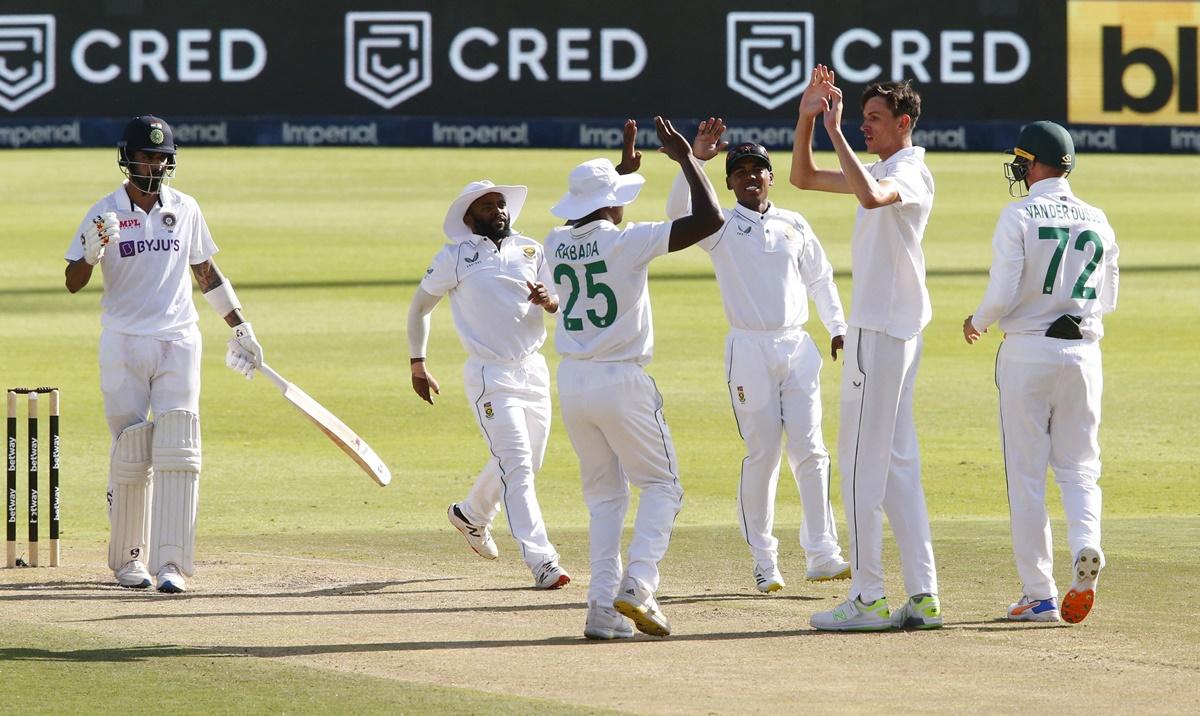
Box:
691;117;728;161
615;119;643;175
799;66;830;119
800;65;839;118
654;116;692;163
822;83;845;135
83;212;120;265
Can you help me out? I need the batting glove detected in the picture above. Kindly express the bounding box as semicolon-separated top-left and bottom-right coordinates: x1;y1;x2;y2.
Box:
225;322;264;379
83;212;120;265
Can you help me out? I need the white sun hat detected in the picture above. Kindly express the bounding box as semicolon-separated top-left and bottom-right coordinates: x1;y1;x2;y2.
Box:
443;180;528;241
549;159;645;220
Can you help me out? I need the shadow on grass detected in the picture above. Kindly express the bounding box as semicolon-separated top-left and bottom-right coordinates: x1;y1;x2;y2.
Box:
0;626;832;663
0;578;463;602
69;590;818;622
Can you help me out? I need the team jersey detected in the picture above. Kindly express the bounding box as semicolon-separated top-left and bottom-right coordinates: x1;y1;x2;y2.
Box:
665;174;846;335
421;233;555;362
850;146;934;340
65;182;217;340
544;219;671;365
971;177;1119;340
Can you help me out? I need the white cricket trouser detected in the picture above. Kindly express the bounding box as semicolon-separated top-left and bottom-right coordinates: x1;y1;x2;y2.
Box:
726;327;841;570
99;327;202;576
997;334;1104;600
461;354;557;571
557;359;683;606
839;328;938;603
100;327;202;437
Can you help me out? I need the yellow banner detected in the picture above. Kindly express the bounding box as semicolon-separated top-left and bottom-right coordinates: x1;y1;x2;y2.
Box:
1069;1;1200;125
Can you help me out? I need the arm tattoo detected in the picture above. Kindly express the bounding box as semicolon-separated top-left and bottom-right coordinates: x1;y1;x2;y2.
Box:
191;259;225;292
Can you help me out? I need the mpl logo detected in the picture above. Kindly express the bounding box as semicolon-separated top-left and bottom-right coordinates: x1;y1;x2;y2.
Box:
727;12;814;110
0;15;55;112
345;12;431;109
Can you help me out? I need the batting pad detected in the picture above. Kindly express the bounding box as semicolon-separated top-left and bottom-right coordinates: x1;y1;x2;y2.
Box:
108;421;154;571
150;410;201;576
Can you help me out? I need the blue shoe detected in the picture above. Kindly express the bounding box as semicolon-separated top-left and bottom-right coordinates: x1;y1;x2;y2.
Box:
1007;595;1060;622
156;563;186;594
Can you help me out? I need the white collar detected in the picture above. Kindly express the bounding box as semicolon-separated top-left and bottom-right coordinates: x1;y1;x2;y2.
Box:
1027;176;1073;199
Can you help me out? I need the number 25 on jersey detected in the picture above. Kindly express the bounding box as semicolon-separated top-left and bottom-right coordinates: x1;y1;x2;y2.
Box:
555;261;618;331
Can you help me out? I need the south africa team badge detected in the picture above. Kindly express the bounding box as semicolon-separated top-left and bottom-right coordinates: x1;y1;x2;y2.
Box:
736;386;746;404
523;247;536;259
483;402;494;420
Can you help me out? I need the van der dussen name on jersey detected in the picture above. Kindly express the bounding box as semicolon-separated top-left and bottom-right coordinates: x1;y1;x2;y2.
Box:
1023;203;1107;224
118;238;182;258
555;240;600;261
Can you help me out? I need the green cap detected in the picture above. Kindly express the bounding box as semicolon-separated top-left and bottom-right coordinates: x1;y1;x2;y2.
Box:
1012;121;1075;172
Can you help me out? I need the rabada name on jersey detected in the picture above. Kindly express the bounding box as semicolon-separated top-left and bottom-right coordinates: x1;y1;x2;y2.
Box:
555;240;600;261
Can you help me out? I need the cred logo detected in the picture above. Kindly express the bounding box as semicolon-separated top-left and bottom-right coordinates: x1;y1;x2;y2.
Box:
345;11;431;109
0;14;56;112
727;12;814;110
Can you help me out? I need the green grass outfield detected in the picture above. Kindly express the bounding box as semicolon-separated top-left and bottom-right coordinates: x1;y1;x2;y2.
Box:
1;147;1197;713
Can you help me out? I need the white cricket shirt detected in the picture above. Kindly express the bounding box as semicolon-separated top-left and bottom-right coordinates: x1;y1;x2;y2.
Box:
849;146;934;340
420;233;555;362
544;219;671;365
665;176;846;335
65;183;217;340
971;177;1119;341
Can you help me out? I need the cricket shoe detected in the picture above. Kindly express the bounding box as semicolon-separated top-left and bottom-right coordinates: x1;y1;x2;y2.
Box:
1061;547;1103;624
584;602;634;641
447;504;498;560
533;559;571;590
613;576;671;637
810;597;892;632
1007;595;1060;622
115;560;152;589
891;593;944;630
806;558;852;582
156;563;186;594
754;563;785;593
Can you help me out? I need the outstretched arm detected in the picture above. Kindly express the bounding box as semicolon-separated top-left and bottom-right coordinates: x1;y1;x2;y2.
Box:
791;65;852;194
659;117;723;252
822;83;901;209
407;287;443;404
666;117;726;220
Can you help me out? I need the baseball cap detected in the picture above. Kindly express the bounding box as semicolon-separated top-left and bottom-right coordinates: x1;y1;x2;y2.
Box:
550;158;645;220
119;115;176;155
1011;120;1074;172
725;143;771;175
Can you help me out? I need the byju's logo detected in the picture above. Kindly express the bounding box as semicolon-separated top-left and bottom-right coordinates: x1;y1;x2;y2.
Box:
726;12;813;110
0;15;55;112
345;12;431;109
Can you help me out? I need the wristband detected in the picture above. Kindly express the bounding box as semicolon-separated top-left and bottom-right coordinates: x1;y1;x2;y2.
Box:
202;281;240;317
